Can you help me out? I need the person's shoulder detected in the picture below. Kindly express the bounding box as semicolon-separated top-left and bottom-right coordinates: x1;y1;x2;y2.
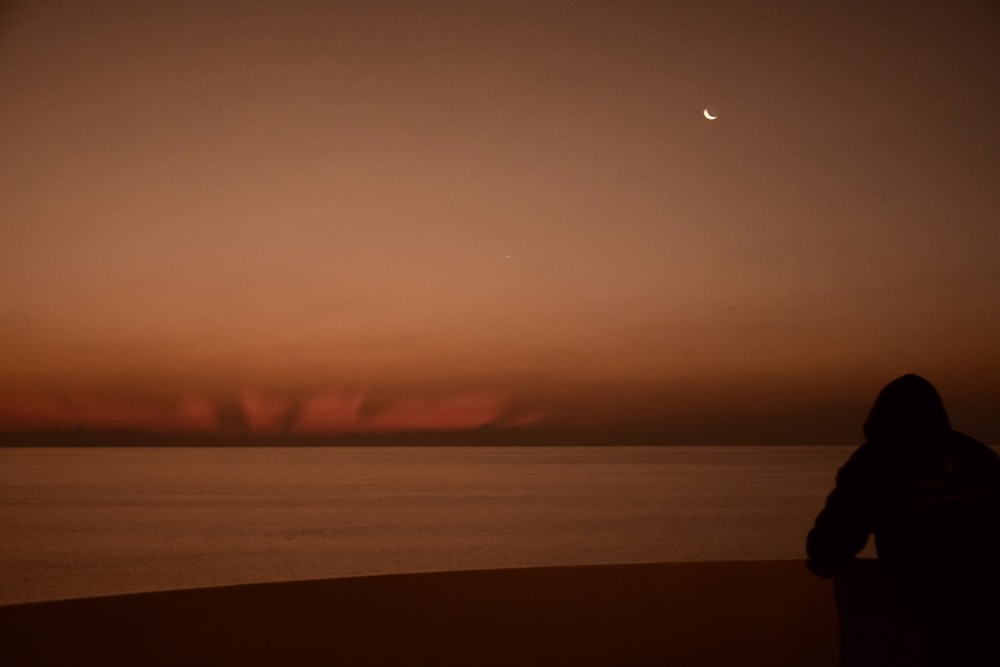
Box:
843;441;887;466
835;442;885;483
949;431;1000;476
949;431;998;459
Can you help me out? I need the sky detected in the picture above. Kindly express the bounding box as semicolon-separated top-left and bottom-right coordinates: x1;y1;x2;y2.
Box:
1;1;998;444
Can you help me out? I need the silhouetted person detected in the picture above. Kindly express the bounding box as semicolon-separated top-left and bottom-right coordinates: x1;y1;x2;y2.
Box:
808;374;1000;666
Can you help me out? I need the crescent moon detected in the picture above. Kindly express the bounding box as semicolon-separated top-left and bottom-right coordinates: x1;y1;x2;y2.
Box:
703;108;717;120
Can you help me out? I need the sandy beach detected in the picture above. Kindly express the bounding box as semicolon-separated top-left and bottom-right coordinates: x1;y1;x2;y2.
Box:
1;560;841;666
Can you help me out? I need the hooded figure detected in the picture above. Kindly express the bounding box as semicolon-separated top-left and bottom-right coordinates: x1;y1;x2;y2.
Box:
807;374;1000;665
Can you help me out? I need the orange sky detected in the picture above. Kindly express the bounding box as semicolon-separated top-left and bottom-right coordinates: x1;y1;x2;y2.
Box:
1;2;998;443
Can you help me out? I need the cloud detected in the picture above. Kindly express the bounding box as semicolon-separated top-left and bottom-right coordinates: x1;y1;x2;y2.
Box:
294;390;529;433
0;386;547;437
212;397;250;435
294;392;365;434
0;393;217;432
364;394;504;432
241;391;304;435
496;407;549;427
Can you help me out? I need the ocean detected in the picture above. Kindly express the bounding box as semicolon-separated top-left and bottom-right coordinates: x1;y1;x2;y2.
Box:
0;445;860;605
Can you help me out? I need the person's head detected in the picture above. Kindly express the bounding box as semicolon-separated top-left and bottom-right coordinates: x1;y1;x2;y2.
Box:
863;374;951;447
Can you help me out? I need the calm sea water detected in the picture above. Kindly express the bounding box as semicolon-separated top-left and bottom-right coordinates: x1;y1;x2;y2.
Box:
0;445;860;605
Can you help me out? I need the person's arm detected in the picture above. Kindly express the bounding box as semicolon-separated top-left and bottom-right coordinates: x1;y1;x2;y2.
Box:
806;447;878;578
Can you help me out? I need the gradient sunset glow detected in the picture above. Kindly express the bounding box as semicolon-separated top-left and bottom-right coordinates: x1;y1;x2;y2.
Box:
1;2;998;444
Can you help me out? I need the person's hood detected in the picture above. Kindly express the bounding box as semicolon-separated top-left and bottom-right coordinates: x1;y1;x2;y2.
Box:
863;374;951;447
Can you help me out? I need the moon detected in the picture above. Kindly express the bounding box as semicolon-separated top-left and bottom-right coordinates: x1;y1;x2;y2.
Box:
703;108;718;120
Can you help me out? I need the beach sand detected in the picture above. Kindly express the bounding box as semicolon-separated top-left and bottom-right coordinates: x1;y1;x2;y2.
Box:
1;560;839;666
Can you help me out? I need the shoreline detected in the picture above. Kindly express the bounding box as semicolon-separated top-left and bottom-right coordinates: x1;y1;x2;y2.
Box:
1;560;839;666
